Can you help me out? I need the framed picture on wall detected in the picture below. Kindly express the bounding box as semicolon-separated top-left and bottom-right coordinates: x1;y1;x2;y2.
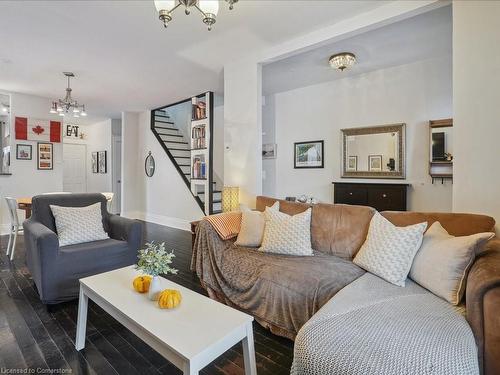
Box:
347;155;357;171
368;154;383;172
91;152;98;173
98;150;107;174
37;142;53;170
294;140;324;169
262;143;277;159
16;144;32;160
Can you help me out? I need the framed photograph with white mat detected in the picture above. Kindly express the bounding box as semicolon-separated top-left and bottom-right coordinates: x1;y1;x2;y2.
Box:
37;142;53;170
16;144;32;160
368;155;382;172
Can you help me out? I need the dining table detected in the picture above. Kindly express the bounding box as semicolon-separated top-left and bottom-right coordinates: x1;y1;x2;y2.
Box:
17;197;32;219
16;194;113;219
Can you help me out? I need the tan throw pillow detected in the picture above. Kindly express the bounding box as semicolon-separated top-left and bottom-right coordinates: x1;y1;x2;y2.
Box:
259;205;313;256
235;201;279;247
410;221;494;305
353;212;427;287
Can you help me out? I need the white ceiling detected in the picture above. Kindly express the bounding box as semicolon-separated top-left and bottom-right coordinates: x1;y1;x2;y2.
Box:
263;5;452;95
0;0;389;120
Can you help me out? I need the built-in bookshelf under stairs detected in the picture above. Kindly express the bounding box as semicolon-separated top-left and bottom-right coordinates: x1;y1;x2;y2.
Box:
150;92;221;215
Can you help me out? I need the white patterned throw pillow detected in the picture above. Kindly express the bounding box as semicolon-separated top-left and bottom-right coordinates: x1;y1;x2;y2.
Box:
259;205;313;256
353;212;427;287
50;203;109;246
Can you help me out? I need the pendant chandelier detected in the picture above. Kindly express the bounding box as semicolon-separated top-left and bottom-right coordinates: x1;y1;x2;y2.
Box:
154;0;237;31
49;72;87;118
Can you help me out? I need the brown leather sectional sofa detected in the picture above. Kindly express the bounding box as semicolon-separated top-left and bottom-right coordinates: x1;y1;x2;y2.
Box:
193;196;500;374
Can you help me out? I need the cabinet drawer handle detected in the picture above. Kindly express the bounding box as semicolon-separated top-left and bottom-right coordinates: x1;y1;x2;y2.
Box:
349;192;353;196
382;194;387;198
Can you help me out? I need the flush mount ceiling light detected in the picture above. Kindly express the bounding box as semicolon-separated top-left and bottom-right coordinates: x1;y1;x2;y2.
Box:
154;0;237;31
49;72;87;118
329;52;357;72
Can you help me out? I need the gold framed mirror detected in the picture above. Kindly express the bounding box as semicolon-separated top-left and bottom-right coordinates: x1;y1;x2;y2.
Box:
341;123;406;179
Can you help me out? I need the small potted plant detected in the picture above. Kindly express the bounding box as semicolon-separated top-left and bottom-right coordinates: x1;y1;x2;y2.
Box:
135;242;178;300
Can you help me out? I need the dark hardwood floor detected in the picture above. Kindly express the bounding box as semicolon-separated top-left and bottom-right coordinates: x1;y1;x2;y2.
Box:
0;222;294;374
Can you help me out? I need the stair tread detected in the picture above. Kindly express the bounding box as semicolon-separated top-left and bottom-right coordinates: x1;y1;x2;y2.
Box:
169;148;190;151
163;140;189;144
155;119;174;124
178;164;190;167
159;133;183;137
173;156;190;159
198;190;222;195
212;210;222;214
212;200;222;203
155;114;170;118
154;126;177;131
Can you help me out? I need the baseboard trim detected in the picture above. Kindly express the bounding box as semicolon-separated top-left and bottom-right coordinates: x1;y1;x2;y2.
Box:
122;211;192;232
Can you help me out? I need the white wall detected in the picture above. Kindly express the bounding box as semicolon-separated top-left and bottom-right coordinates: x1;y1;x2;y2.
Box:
262;94;276;197
62;120;113;193
213;102;224;188
121;112;143;216
0;91;114;233
223;60;263;207
85;120;113;193
453;1;500;230
121;111;204;231
265;56;452;212
0;92;64;233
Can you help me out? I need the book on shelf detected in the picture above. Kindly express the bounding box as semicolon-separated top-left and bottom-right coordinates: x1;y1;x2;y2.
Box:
192;125;206;149
192;101;207;120
192;157;207;179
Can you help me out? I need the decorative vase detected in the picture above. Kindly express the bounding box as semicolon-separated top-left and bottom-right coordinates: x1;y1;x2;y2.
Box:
148;276;161;301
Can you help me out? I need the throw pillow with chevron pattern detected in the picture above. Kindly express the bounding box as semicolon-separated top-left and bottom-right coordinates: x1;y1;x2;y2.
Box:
353;212;427;287
259;205;313;256
50;203;109;246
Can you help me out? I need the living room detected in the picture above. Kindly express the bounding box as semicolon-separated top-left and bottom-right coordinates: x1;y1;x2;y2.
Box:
1;1;499;375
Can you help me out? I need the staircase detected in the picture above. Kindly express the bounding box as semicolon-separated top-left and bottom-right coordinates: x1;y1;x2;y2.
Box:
150;102;222;215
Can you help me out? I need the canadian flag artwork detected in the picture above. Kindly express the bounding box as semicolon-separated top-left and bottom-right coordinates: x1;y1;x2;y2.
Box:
15;117;61;143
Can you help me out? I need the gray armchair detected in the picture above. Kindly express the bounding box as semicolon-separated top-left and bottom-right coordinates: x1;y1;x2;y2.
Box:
23;193;143;305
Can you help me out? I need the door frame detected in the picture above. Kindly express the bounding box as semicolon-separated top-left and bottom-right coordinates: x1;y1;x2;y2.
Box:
63;142;88;193
111;135;122;214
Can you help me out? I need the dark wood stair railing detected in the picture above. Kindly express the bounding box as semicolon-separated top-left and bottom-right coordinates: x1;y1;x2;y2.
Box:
150;97;220;215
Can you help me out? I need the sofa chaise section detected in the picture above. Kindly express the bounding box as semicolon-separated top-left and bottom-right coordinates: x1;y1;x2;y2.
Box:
292;273;479;375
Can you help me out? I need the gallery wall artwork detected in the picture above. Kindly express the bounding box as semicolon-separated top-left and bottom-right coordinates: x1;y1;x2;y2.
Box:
37;142;53;170
91;152;98;173
16;144;32;160
98;151;107;174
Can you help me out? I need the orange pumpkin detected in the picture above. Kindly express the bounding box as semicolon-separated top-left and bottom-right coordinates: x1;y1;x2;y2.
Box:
158;289;182;309
133;275;152;293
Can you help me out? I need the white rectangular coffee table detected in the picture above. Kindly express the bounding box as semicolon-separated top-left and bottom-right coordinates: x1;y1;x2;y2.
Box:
75;266;257;375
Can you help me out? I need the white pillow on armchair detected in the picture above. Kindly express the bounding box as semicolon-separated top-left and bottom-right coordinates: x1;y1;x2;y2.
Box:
50;202;109;246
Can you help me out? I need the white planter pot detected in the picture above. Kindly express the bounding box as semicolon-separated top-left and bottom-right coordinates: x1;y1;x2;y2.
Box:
148;276;161;301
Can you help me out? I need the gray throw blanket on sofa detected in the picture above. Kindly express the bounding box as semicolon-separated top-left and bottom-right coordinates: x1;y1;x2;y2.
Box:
191;220;365;339
291;273;479;375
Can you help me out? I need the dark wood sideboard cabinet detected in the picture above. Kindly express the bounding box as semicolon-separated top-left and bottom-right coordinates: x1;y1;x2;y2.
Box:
333;182;408;211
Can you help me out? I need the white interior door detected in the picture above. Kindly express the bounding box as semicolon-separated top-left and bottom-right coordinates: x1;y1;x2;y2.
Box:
63;143;87;192
112;137;122;214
